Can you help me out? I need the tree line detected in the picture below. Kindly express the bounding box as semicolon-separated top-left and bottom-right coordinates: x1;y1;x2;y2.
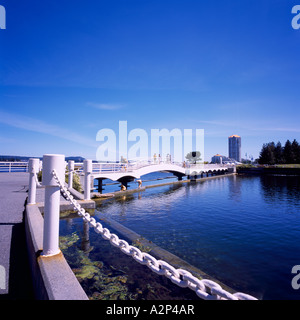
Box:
258;139;300;164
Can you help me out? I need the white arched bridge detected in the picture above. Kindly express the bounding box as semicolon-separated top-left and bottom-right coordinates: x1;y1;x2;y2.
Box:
74;160;235;191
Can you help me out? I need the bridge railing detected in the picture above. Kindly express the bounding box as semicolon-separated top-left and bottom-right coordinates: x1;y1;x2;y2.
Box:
91;162;128;173
0;161;29;172
90;161;234;174
90;159;193;174
0;159;234;174
188;163;234;170
90;160;164;174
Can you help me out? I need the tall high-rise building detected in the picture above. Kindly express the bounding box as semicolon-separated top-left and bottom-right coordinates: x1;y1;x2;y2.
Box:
228;135;241;162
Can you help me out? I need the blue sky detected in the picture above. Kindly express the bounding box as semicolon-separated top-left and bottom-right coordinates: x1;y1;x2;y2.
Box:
1;0;300;161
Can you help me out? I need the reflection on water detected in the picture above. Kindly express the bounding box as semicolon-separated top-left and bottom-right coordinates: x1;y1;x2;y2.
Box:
227;174;242;202
92;174;300;300
59;174;300;299
260;175;300;211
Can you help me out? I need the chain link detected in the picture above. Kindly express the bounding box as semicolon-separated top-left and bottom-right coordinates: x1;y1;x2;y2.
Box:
52;169;257;300
32;169;44;188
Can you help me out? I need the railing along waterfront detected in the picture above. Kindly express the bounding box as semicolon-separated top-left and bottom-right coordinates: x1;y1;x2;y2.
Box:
27;154;256;300
0;161;29;172
1;158;232;174
90;161;233;174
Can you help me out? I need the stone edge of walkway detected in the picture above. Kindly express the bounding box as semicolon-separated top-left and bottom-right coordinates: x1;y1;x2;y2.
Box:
25;203;89;300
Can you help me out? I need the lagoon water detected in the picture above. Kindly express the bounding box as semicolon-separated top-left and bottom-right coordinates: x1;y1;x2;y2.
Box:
96;174;300;299
60;173;300;300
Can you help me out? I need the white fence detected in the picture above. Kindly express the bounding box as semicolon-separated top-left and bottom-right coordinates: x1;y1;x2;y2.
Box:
0;162;29;172
1;159;234;174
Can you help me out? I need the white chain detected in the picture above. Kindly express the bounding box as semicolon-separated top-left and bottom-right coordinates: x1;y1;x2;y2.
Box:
33;169;44;188
52;169;257;301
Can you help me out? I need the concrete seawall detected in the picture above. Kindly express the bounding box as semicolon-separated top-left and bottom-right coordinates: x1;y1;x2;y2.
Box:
24;188;92;299
25;202;89;300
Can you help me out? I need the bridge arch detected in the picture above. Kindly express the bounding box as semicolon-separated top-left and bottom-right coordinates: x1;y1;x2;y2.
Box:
92;163;186;182
90;162;233;192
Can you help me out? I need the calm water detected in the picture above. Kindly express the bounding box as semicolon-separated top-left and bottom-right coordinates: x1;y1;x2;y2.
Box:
95;174;300;300
60;174;300;300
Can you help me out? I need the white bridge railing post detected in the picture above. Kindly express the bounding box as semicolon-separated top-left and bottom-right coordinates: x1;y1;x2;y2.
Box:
84;159;92;200
68;160;74;189
42;154;65;257
28;158;40;205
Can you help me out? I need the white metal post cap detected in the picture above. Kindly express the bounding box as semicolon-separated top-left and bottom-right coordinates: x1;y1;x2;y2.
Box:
84;159;92;173
42;154;65;186
28;158;40;173
68;160;75;171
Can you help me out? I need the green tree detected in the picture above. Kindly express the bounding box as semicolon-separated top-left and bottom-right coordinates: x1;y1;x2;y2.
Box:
260;139;300;164
258;143;275;165
65;171;82;192
258;144;267;164
283;140;293;164
274;141;283;164
291;139;300;164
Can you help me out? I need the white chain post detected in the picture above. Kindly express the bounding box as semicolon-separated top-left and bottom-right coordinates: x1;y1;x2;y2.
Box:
68;160;74;189
84;159;92;200
28;158;40;204
42;154;65;257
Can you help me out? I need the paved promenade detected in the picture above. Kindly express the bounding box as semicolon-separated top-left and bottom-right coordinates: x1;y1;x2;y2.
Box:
0;172;34;299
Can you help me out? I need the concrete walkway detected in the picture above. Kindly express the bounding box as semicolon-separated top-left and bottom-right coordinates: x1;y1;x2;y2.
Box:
0;172;34;299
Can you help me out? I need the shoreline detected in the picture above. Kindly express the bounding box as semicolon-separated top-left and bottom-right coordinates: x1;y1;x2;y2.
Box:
237;166;300;175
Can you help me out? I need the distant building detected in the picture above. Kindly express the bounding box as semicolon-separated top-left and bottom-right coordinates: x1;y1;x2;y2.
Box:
228;135;241;162
211;154;223;164
211;154;237;164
